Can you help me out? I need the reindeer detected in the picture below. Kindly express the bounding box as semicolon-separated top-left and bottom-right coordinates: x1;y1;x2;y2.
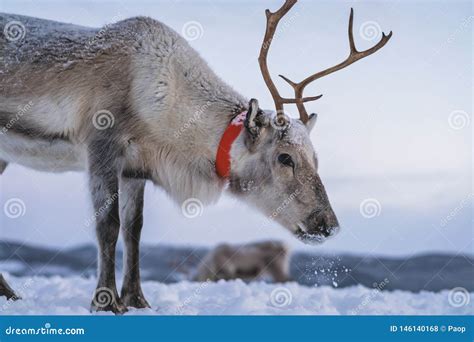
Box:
0;0;391;313
193;241;290;283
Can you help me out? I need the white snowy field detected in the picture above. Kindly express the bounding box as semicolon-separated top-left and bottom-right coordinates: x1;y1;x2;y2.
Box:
0;275;471;315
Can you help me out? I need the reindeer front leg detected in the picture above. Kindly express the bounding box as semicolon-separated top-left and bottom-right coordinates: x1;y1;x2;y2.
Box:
88;141;127;314
119;177;150;309
0;161;19;301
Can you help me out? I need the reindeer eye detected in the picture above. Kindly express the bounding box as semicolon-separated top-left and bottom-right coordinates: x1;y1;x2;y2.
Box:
278;153;294;168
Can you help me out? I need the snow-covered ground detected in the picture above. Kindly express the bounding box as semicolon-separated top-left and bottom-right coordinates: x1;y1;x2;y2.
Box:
0;274;471;315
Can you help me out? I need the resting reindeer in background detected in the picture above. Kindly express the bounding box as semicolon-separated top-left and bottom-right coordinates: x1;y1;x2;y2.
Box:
193;241;290;283
0;0;391;313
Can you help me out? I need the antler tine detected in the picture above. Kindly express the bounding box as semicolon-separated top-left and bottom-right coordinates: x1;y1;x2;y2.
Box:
279;7;393;123
258;0;295;117
258;0;322;124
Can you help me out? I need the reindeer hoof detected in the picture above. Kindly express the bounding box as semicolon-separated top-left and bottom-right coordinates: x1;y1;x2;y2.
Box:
8;292;21;301
90;300;128;315
91;287;128;314
0;274;21;301
1;290;21;301
121;292;151;309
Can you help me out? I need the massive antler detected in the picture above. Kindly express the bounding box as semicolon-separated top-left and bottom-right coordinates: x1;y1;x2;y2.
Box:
258;1;392;124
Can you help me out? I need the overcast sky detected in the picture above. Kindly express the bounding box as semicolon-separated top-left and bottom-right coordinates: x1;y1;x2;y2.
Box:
0;0;472;256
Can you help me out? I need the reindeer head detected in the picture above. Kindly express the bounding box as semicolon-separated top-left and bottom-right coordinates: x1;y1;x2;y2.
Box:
229;0;392;245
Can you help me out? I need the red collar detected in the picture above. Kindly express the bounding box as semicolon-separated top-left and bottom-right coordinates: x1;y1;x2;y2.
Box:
215;111;247;179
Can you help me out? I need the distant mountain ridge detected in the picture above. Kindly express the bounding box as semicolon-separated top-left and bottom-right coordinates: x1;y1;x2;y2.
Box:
0;240;472;292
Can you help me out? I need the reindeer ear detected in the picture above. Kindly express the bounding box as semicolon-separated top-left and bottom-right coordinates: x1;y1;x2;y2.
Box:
244;99;260;134
306;113;318;132
244;99;268;149
244;98;266;135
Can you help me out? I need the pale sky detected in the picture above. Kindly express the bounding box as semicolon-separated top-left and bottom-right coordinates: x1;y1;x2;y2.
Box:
0;0;472;256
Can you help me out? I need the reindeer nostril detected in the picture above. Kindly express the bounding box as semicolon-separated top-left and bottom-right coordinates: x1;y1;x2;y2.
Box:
303;210;338;237
322;226;331;237
298;210;340;244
